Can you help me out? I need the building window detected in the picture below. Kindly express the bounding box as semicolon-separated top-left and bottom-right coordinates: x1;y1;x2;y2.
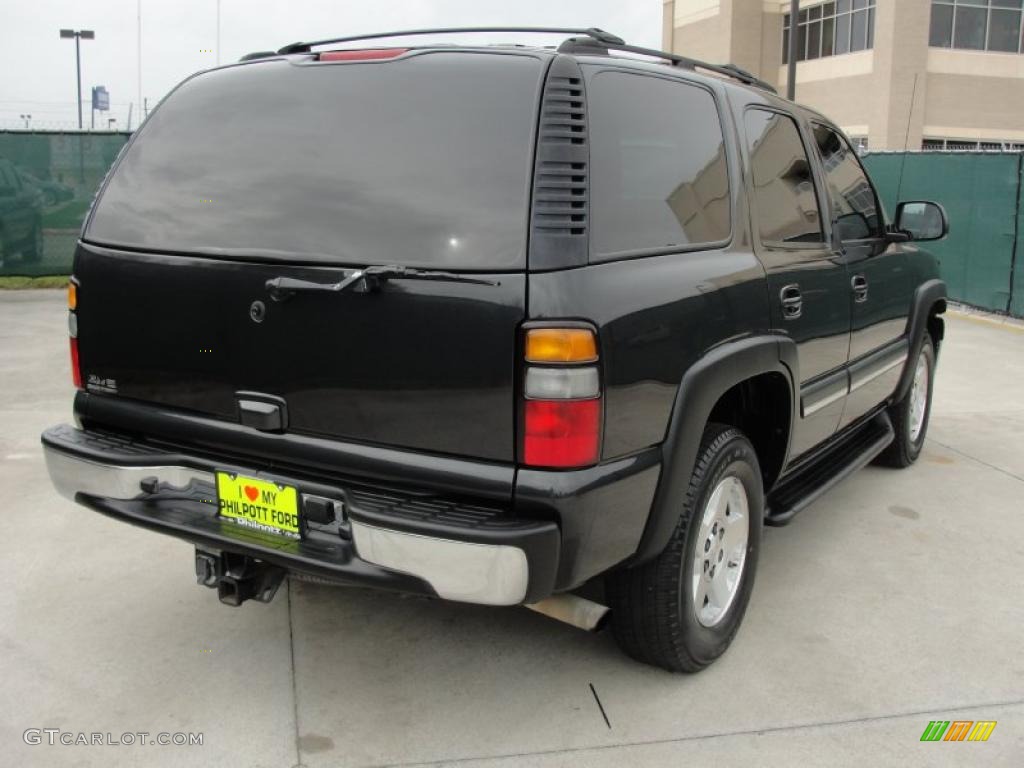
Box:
783;1;877;64
929;1;1024;54
922;137;1024;150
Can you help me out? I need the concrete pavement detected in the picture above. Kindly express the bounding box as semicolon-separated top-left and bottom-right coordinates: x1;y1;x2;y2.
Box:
1;290;1021;767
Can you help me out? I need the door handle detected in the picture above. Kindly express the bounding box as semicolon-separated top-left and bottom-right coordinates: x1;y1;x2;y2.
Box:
780;284;802;320
851;274;869;303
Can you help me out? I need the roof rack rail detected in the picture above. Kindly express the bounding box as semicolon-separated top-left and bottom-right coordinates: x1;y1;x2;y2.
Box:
239;50;278;62
277;26;625;55
274;26;777;93
593;40;777;93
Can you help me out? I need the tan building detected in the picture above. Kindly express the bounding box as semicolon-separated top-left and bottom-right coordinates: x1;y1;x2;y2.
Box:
662;0;1024;150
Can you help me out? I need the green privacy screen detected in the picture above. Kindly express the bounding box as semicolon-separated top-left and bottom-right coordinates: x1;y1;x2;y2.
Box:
0;131;130;277
1015;165;1024;317
863;151;1023;316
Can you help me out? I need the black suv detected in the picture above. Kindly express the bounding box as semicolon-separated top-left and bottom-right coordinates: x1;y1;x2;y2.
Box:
42;28;948;672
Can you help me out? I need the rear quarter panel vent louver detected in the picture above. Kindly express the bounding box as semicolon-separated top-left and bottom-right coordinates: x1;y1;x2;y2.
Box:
529;55;590;270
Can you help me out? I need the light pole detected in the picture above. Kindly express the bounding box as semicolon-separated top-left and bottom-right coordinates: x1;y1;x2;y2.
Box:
59;29;95;130
786;0;798;100
137;1;142;125
19;114;32;129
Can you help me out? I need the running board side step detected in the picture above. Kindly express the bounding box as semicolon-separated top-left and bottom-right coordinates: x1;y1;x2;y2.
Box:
765;412;895;526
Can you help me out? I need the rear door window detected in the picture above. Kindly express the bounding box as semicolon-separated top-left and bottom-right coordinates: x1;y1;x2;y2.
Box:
586;70;731;258
85;53;544;270
743;109;824;246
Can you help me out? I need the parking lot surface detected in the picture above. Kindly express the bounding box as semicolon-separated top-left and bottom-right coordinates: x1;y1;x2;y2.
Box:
2;290;1022;767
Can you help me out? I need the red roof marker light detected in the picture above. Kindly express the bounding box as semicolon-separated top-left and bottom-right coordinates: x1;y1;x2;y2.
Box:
319;48;408;62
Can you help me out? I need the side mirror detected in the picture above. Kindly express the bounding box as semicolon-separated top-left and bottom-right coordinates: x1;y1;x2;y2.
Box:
894;201;948;242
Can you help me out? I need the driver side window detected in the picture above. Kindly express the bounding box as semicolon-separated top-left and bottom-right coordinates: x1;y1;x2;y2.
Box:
812;124;881;242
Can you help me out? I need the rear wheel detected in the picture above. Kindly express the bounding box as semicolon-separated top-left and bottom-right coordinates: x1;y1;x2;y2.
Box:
877;335;935;468
606;424;763;672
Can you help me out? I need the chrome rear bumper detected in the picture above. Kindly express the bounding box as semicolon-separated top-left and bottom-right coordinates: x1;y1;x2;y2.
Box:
41;424;559;606
45;447;213;502
351;523;529;605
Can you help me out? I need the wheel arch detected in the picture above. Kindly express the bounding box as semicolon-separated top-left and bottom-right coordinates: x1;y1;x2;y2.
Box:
894;279;947;404
627;335;798;565
707;370;792;492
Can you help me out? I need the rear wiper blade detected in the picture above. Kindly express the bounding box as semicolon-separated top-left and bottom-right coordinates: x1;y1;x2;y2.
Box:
265;265;500;302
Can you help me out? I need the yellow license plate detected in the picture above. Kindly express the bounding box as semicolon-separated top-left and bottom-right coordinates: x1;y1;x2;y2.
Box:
216;472;300;538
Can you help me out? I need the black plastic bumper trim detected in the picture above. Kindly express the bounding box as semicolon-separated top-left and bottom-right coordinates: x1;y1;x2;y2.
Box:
81;493;437;595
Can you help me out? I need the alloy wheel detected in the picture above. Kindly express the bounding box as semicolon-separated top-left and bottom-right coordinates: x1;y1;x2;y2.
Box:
690;475;749;628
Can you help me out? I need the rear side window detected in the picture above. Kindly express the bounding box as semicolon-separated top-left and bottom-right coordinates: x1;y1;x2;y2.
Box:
744;109;824;246
85;53;543;269
587;71;731;258
811;124;881;241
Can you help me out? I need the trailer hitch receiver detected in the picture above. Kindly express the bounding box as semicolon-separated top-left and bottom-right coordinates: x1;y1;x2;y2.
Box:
195;549;286;606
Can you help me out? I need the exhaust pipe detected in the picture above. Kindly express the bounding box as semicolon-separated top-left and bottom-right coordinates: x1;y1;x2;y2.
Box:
526;593;610;632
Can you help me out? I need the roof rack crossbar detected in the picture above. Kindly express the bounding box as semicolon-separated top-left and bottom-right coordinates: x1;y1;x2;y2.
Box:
277;26;624;55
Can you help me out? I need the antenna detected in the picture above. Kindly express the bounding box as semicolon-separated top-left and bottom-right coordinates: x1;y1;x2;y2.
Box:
896;73;920;203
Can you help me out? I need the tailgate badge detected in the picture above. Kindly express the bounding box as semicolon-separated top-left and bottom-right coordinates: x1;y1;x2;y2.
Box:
86;374;118;394
249;300;266;323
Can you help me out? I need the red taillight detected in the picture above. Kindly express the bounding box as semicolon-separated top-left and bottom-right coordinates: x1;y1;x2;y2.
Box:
319;48;408;62
70;337;82;389
68;278;82;389
521;326;602;469
524;399;600;467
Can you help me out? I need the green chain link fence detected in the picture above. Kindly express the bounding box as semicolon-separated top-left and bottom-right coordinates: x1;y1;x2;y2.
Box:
0;130;130;277
2;132;1022;317
863;151;1023;317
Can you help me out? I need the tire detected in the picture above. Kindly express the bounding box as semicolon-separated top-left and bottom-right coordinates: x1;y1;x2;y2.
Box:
877;335;935;468
606;424;764;672
21;220;43;263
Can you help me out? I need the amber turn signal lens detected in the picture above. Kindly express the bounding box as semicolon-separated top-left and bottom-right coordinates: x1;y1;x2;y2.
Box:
525;328;597;363
67;281;77;311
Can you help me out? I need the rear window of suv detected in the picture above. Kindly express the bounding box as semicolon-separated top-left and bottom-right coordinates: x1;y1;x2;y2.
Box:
85;53;543;270
586;70;731;258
